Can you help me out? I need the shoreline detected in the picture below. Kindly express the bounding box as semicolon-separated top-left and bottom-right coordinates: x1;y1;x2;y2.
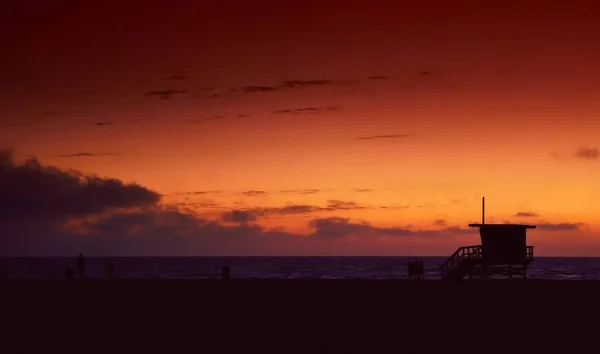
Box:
5;278;600;291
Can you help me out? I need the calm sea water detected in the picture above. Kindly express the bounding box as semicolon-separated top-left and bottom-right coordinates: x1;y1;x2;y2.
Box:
1;257;599;280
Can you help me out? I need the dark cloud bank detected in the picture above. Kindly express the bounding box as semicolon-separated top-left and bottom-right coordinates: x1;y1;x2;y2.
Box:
0;149;581;256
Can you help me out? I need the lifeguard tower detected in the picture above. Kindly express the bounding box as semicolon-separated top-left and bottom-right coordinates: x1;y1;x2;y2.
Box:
440;197;536;280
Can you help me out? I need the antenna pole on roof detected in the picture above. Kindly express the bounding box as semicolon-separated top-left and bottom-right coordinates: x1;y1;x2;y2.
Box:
482;196;485;225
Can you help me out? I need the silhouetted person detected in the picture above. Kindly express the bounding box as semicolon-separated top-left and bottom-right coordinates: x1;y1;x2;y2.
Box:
222;265;231;280
412;261;417;280
411;259;423;280
420;260;425;279
77;253;86;279
65;266;75;280
106;261;114;279
414;260;419;280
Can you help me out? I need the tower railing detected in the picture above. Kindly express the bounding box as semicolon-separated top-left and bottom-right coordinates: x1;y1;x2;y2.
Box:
441;245;535;279
440;245;482;279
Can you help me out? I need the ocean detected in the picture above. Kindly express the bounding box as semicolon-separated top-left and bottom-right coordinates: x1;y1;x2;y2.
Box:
1;256;599;280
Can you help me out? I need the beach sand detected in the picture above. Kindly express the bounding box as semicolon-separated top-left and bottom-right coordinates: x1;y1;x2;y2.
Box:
4;279;600;353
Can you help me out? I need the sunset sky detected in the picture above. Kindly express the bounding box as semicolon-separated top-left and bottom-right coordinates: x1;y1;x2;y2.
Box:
1;0;599;256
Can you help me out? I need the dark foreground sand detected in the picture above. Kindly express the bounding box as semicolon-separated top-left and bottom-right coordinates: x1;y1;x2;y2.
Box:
4;279;600;353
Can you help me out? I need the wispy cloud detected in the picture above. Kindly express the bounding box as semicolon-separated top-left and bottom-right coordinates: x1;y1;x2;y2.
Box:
308;217;474;239
280;80;339;88
515;212;539;218
573;147;599;160
537;222;585;231
232;78;363;94
182;114;252;124
367;76;388;80
352;188;373;193
232;200;406;218
164;74;187;80
273;106;340;114
144;89;187;99
240;85;278;93
433;219;448;227
52;152;119;158
241;190;267;197
280;189;321;195
356;134;413;140
175;191;222;196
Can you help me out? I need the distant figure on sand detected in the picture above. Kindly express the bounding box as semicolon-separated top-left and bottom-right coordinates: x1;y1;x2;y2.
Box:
106;261;114;279
222;265;231;280
65;266;75;279
408;260;424;280
77;253;86;279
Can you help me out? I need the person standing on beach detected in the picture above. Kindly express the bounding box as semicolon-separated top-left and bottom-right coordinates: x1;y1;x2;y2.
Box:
77;253;86;279
106;261;114;279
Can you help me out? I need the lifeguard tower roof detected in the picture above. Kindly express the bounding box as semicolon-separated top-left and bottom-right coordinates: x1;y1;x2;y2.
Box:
468;223;536;229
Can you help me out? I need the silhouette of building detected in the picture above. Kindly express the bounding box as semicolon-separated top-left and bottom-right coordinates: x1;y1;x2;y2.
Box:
441;197;536;280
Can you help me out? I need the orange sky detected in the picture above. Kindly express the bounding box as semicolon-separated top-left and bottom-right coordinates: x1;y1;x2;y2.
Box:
1;0;599;256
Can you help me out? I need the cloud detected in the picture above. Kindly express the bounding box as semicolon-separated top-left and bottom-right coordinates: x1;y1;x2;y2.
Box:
356;134;413;140
0;148;159;223
144;89;187;99
448;198;467;205
433;219;448;227
242;190;267;197
352;188;373;193
573;147;599;160
537;222;585;231
232;78;360;95
165;74;187;80
515;212;539;218
273;106;340;114
307;217;473;239
281;189;321;195
183;116;227;124
174;191;222;196
52;152;119;158
233;200;404;218
244;204;321;216
221;210;257;223
240;86;278;93
95;122;112;126
183;114;252;124
325;200;365;210
3;148;582;256
280;80;337;88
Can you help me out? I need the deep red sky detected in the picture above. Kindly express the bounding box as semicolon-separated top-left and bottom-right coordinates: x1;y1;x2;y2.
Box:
1;0;599;256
